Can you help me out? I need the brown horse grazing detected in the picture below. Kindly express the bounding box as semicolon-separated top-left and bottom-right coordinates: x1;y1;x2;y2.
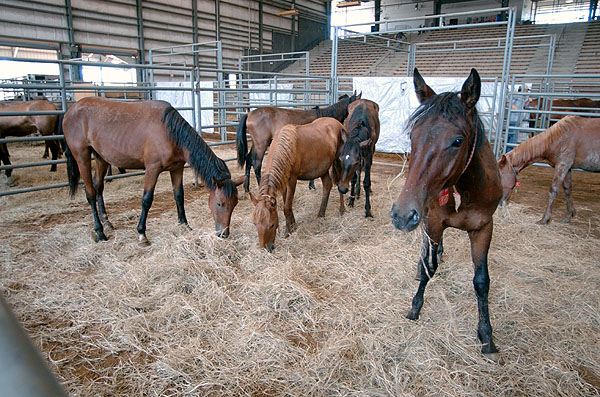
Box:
63;97;242;245
237;92;361;193
249;117;346;252
337;99;380;217
498;116;600;225
390;69;503;361
527;97;600;127
0;99;62;181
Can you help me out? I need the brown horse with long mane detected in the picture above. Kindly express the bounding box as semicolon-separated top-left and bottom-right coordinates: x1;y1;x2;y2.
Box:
337;98;380;217
391;69;503;361
250;117;346;252
498;115;600;224
0;99;62;181
63;97;242;245
237;92;360;192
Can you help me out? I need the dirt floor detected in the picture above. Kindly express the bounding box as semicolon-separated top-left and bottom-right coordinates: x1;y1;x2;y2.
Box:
1;141;599;396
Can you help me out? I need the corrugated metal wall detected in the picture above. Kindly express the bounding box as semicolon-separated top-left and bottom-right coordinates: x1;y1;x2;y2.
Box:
0;0;328;79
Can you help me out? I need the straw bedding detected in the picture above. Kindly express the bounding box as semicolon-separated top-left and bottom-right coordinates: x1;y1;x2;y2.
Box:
1;142;599;396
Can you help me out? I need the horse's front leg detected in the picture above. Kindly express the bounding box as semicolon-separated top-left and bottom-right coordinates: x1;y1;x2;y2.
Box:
137;165;161;246
318;171;333;217
243;145;255;193
283;178;297;236
348;171;358;208
252;146;265;189
77;149;107;242
0;142;13;182
48;140;60;172
363;154;374;217
561;169;576;222
538;163;570;224
170;167;189;227
468;220;499;361
331;160;345;215
408;214;443;319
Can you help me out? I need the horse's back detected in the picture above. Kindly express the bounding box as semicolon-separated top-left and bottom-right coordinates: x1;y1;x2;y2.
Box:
247;107;315;143
346;99;381;143
293;118;344;179
63;97;175;169
0;99;57;136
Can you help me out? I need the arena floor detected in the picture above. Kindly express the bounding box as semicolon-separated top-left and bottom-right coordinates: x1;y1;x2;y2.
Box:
1;141;599;396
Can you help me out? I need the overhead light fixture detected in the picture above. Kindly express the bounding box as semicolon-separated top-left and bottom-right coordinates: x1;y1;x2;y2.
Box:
337;0;361;7
278;8;299;16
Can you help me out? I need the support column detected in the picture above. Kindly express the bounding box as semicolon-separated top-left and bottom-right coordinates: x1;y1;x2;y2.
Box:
215;0;221;42
291;0;296;52
64;0;81;81
374;0;381;32
433;0;442;27
136;0;146;86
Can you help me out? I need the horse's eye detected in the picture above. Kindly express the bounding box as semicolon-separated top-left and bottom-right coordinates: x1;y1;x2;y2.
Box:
270;223;275;229
217;202;222;207
452;137;464;147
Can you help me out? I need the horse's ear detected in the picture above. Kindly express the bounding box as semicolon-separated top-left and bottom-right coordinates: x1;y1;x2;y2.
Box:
357;91;362;99
232;175;246;186
214;178;224;188
413;68;436;103
268;197;276;209
341;126;348;142
249;191;259;206
460;68;481;110
498;154;507;167
359;138;371;148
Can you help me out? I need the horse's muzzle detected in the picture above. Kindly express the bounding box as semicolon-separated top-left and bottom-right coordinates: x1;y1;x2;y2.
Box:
391;203;420;232
216;227;230;238
338;185;349;195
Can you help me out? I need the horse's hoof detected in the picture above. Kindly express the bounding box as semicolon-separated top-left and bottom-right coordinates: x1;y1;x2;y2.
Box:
536;218;550;225
138;234;150;247
558;218;571;224
6;177;17;187
181;223;192;231
406;310;419;321
365;211;373;218
483;351;503;364
92;231;108;242
103;220;114;231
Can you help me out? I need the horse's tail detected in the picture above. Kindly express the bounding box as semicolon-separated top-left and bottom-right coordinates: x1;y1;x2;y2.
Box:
64;143;80;198
55;112;67;153
236;113;248;169
162;106;233;193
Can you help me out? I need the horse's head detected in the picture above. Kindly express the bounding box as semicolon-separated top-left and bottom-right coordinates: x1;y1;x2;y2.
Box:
337;123;371;194
208;177;243;238
497;154;518;207
391;68;481;232
332;91;362;122
250;192;278;252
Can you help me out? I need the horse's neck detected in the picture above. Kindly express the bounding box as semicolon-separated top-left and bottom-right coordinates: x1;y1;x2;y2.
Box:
320;103;344;121
259;174;281;197
509;133;551;173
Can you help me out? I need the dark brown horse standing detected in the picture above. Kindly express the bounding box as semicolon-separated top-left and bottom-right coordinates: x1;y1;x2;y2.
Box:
527;97;600;127
0;99;62;181
250;117;346;252
498;115;600;224
237;92;360;193
337;98;380;217
390;69;503;361
63;97;241;245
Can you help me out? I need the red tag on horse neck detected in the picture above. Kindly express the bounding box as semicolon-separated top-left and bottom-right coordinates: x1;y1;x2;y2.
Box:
438;188;450;206
516;180;521;187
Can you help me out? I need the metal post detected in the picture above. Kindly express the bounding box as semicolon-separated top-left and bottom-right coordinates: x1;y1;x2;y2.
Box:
494;7;515;157
217;41;226;141
136;0;146;88
330;27;339;103
215;0;221;42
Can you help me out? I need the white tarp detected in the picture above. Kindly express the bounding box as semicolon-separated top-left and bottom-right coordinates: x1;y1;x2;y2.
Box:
154;81;214;133
248;83;293;109
353;77;497;153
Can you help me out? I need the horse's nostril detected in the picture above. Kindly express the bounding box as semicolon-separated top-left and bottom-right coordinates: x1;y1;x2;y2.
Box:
408;209;420;227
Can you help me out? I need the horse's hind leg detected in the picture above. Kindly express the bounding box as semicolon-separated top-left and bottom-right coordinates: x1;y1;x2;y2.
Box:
252;147;264;188
170;167;189;227
93;156;112;230
468;220;499;361
137;165;161;246
243;146;254;193
48;140;60;172
76;148;108;242
538;163;570;224
0;143;13;181
562;169;575;221
363;155;374;217
318;172;333;218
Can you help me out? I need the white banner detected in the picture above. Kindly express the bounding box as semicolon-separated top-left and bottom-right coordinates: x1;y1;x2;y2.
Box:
248;83;293;109
155;81;214;133
353;77;496;153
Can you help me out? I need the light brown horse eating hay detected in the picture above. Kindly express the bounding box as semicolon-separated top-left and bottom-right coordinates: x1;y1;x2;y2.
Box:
0;99;62;182
63;97;242;245
390;69;503;361
498;115;600;225
237;92;360;193
250;117;346;252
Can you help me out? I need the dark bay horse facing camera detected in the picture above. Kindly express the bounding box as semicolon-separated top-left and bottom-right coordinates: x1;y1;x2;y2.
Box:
337;98;380;217
236;92;361;193
63;97;242;245
390;68;503;361
250;118;346;252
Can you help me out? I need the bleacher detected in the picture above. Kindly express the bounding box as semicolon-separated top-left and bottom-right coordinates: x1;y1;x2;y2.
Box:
286;21;595;81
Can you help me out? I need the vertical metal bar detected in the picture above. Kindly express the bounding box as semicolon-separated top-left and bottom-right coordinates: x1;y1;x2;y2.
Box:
58;65;67;115
546;34;555;75
495;7;515;157
331;27;339;103
217;41;225;141
215;0;221;42
190;66;197;131
136;0;146;88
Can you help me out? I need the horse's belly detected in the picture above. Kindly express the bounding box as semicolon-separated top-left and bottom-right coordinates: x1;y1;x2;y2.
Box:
577;152;600;172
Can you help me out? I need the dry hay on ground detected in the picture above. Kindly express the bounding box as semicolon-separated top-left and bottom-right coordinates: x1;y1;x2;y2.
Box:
0;143;599;396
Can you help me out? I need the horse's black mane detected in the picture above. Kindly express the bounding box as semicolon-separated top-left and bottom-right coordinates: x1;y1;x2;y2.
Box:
346;103;371;141
162;106;236;198
408;91;485;150
318;93;358;121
